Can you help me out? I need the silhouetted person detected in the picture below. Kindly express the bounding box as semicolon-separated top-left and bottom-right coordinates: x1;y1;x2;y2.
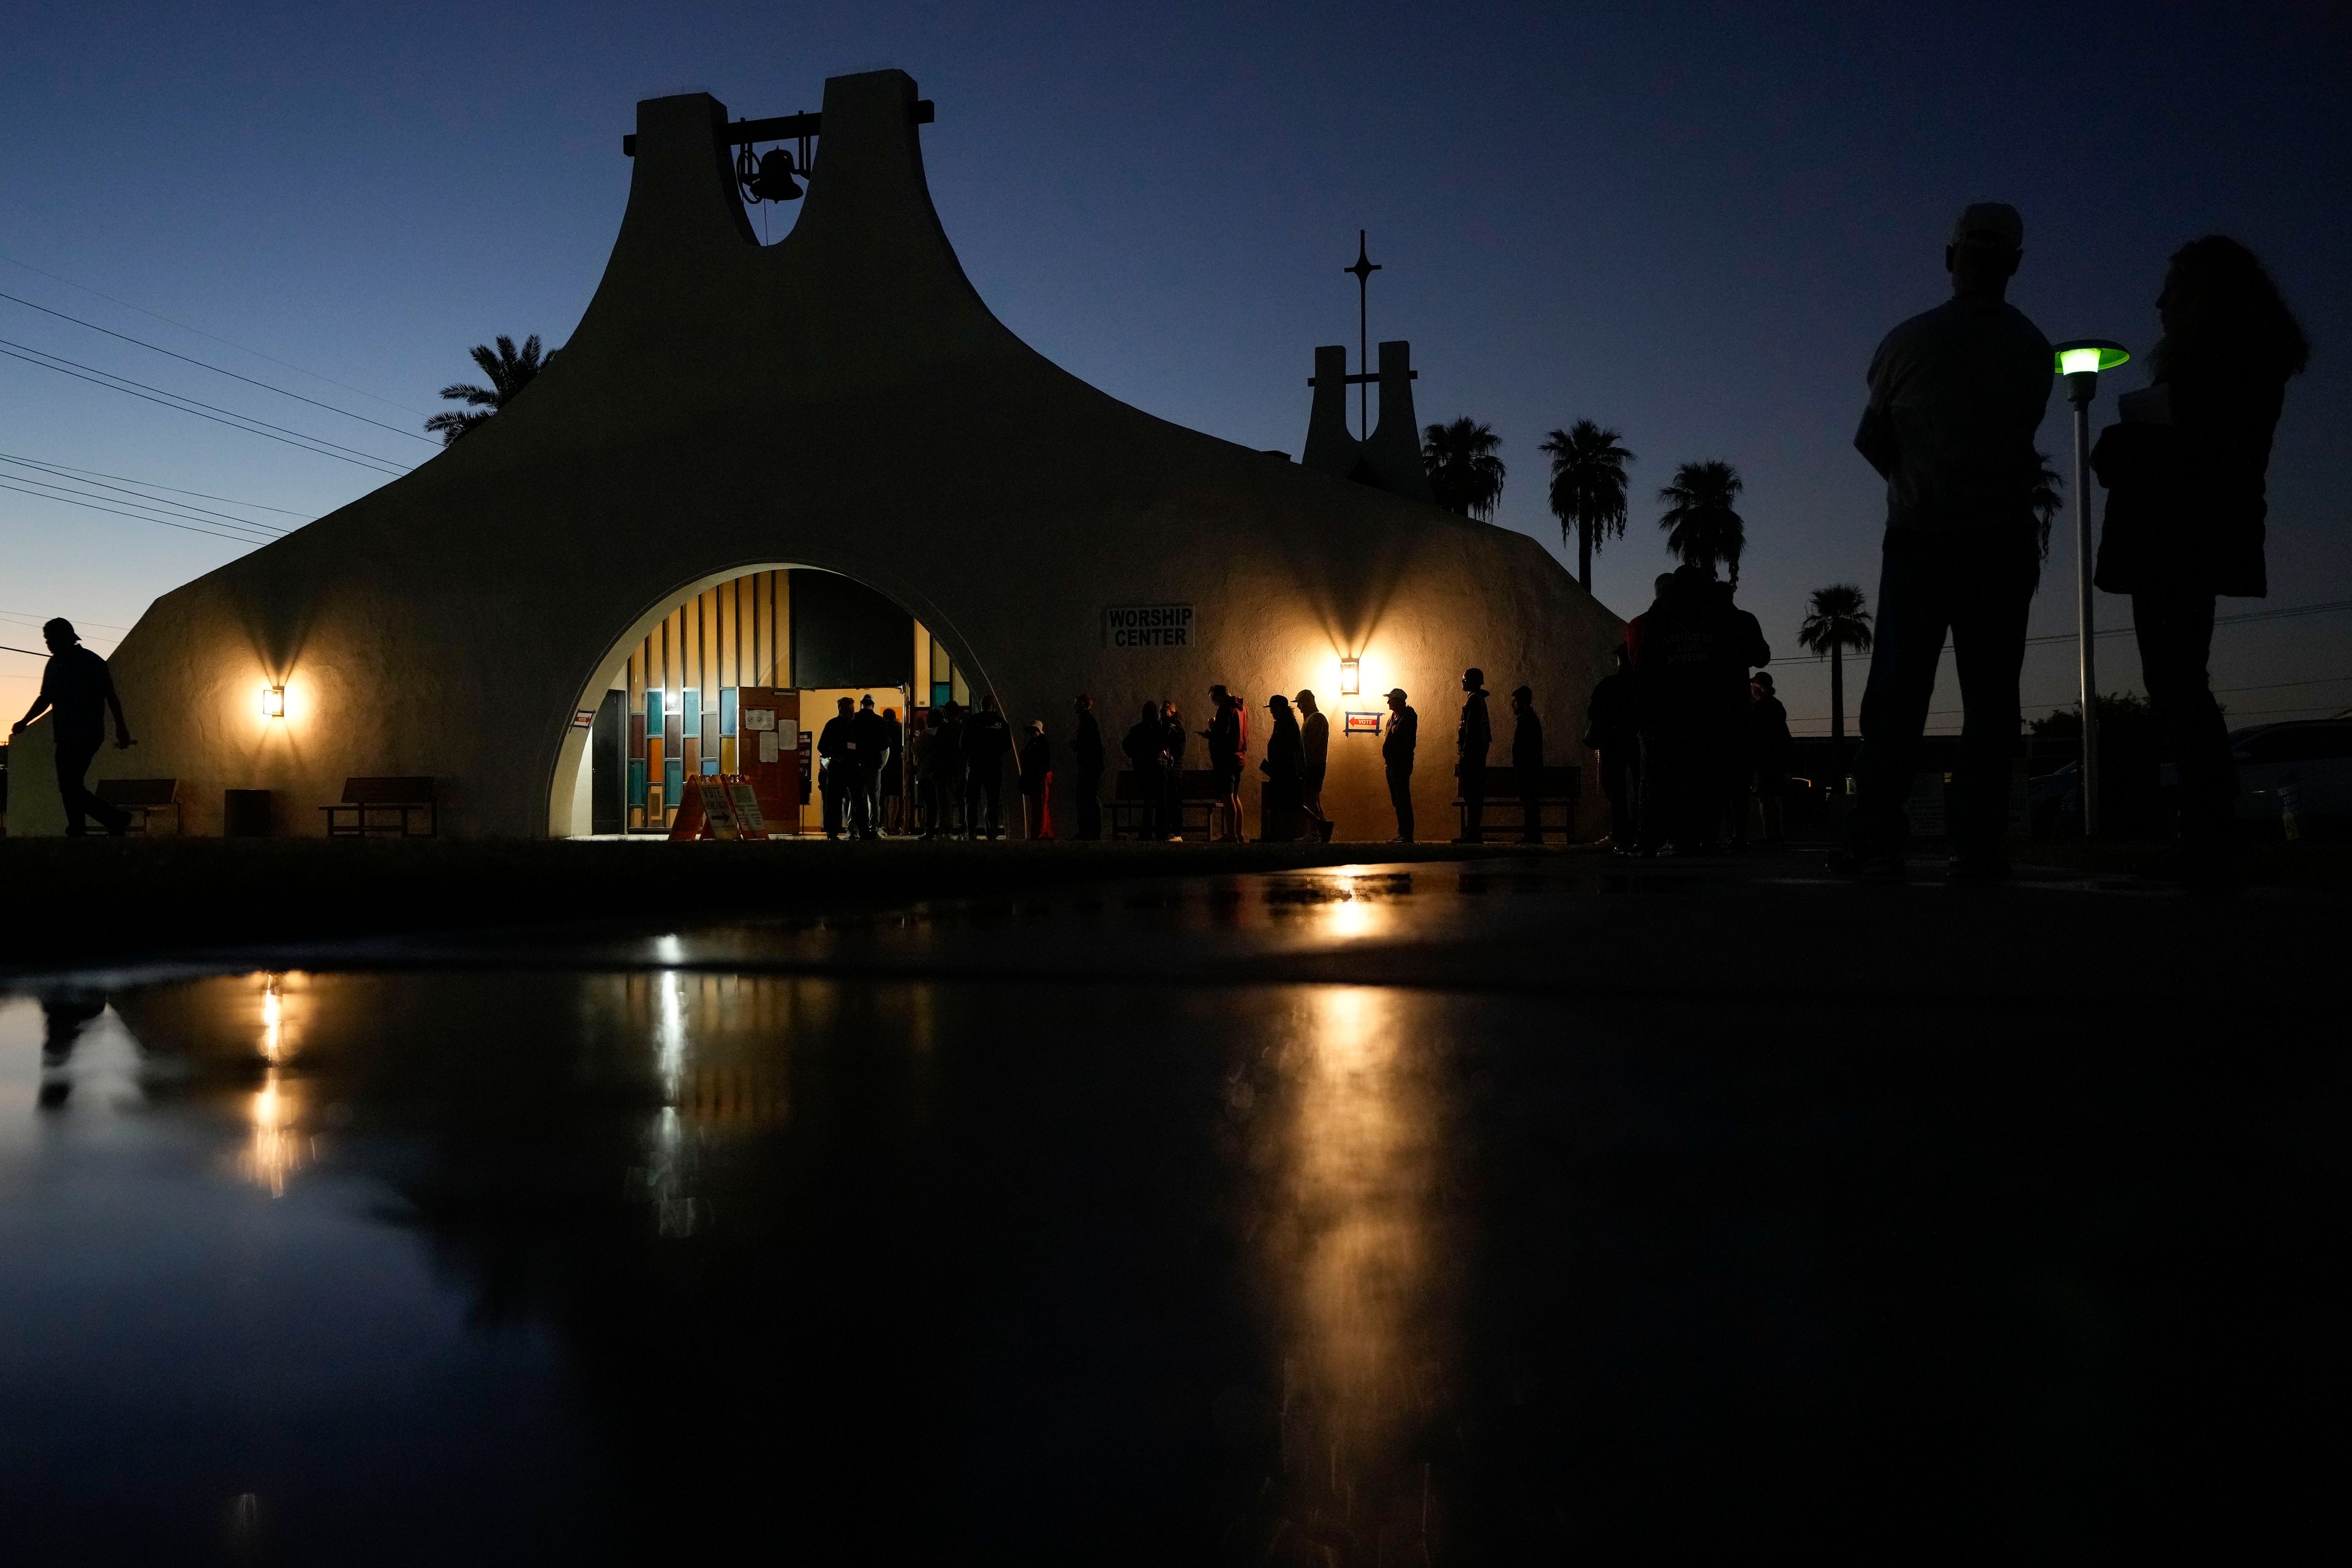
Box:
1510;685;1545;843
815;696;856;839
1295;689;1333;841
963;693;1012;839
1715;581;1772;851
1159;700;1189;841
911;709;944;837
1629;570;1712;853
1121;701;1164;840
12;618;134;836
935;702;968;838
878;705;905;833
1454;668;1492;843
1203;684;1245;842
1382;688;1418;843
1584;645;1640;853
848;695;891;839
2094;236;2310;883
1845;202;2054;884
1258;694;1305;840
1018;720;1054;840
1749;671;1794;845
1071;693;1104;840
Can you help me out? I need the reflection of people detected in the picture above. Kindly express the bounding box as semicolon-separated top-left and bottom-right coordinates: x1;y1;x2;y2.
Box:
962;694;1013;840
1017;720;1054;840
1295;689;1333;841
1845;202;2054;885
1584;646;1640;853
11;618;134;837
1070;694;1104;840
2094;235;2310;883
815;697;855;840
1382;688;1417;843
1510;685;1545;843
38;992;107;1110
1454;669;1492;844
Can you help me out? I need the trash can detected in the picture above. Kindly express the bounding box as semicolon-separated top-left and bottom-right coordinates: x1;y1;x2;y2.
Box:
223;788;273;838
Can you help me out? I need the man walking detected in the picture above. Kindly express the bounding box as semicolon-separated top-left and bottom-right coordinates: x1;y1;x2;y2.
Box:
1070;693;1104;840
1453;668;1492;844
1295;688;1333;841
1510;685;1545;843
1845;202;2054;884
1583;645;1640;853
1382;687;1418;843
12;618;134;836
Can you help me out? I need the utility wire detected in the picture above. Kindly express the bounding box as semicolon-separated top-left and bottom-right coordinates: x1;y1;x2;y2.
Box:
0;454;312;517
0;608;130;631
0;290;439;446
0;458;291;537
0;341;412;477
0;251;432;418
0;478;279;548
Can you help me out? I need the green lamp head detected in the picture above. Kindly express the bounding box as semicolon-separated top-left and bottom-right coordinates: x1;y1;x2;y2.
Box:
2053;338;2130;402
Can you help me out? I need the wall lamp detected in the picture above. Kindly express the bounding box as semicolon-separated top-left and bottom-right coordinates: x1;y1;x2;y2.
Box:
1339;657;1360;696
261;684;286;719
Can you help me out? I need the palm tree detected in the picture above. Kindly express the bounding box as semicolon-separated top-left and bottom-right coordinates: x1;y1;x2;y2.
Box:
1656;459;1746;582
1422;418;1506;521
1539;420;1635;590
2031;450;2064;559
426;334;553;445
1797;583;1874;748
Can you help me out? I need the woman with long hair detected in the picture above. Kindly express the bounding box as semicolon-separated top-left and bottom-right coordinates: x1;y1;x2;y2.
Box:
2094;235;2310;879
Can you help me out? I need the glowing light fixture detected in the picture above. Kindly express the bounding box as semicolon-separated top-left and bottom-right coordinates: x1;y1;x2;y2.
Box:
262;684;286;718
1339;657;1360;696
2049;337;2132;836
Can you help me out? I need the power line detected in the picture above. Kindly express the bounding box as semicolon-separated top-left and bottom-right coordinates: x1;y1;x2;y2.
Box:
0;458;292;537
0;608;130;632
0;477;278;548
0;454;312;517
0;290;440;447
0;251;431;418
0;341;412;477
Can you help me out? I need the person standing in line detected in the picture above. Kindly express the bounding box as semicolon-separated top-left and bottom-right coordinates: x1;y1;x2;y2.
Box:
1121;700;1163;840
847;695;889;839
1844;202;2054;885
815;696;856;840
1509;685;1545;843
1202;684;1246;842
1382;687;1418;843
1748;672;1793;845
2093;235;2309;884
910;709;941;837
877;704;905;834
11;618;134;837
934;701;968;839
1257;694;1306;840
1017;720;1054;840
1159;699;1189;842
1583;645;1640;854
1715;582;1772;852
1453;668;1493;844
963;693;1013;840
1295;689;1333;842
1070;693;1105;841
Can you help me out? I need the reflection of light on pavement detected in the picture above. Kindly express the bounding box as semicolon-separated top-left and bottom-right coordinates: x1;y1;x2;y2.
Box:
654;933;685;966
260;982;282;1062
243;974;303;1195
646;970;695;1235
657;970;686;1103
1323;888;1377;940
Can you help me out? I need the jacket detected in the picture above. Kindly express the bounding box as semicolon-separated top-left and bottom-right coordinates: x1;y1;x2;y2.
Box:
1511;710;1544;771
1382;706;1417;767
1457;690;1491;771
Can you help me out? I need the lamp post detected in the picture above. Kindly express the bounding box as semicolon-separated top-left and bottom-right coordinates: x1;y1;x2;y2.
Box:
2051;339;2129;836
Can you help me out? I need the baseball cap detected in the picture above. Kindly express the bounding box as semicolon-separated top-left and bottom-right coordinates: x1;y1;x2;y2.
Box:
1385;687;1408;699
1951;202;2023;251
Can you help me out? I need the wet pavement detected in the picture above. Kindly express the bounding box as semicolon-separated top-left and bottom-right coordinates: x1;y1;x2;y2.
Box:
2;854;2344;1560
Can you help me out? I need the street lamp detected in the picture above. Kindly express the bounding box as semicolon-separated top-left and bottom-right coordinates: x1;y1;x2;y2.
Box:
2051;338;2128;837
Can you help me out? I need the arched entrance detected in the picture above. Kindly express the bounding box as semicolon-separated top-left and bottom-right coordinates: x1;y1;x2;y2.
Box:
548;564;982;837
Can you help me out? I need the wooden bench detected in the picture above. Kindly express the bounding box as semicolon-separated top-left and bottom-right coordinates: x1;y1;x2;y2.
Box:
94;777;183;835
1453;764;1581;842
1107;768;1223;840
322;776;437;837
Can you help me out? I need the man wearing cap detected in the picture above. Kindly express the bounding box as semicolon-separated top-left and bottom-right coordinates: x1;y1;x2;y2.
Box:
1453;668;1493;844
1844;202;2053;884
11;617;135;836
1381;688;1417;843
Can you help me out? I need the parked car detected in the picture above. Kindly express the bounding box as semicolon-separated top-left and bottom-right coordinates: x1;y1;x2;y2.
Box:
2231;720;2352;831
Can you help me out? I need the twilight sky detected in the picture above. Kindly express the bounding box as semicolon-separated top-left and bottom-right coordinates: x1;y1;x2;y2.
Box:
4;1;2346;734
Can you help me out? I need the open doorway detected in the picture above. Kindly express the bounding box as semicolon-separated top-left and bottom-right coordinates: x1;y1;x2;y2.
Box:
553;566;973;838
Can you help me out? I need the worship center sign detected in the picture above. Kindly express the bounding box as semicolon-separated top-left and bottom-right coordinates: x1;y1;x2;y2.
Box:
1104;603;1193;650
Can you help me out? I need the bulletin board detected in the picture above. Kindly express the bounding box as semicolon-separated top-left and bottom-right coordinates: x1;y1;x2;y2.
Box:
734;687;803;832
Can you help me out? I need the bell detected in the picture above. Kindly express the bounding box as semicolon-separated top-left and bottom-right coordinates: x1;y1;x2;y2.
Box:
750;148;803;203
